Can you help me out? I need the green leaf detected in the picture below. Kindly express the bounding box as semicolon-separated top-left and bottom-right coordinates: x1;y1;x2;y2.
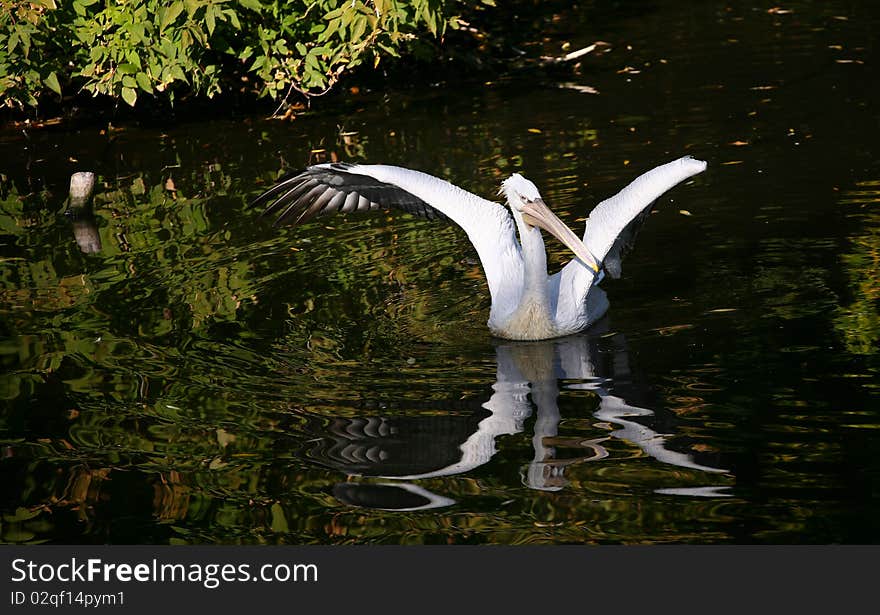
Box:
350;15;367;42
377;42;399;57
225;9;241;30
44;71;61;96
126;50;142;69
170;64;187;83
158;37;176;58
161;2;184;32
18;28;31;57
320;18;340;41
238;0;262;12
188;24;207;46
135;72;152;92
340;7;355;31
121;86;137;106
129;23;146;44
117;63;138;74
206;7;216;35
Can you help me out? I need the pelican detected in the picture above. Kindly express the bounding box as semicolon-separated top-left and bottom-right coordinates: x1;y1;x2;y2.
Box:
253;155;706;340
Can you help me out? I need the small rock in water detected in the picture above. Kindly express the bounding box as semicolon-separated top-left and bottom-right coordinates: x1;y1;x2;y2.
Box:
68;171;96;208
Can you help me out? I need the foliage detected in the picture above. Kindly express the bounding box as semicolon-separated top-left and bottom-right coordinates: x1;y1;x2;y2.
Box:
0;0;496;111
834;180;880;354
1;0;67;108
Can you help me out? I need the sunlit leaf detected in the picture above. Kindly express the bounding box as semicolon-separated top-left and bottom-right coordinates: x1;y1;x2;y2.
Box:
135;72;152;93
238;0;262;12
160;2;184;32
121;86;137;106
44;71;61;96
206;6;216;35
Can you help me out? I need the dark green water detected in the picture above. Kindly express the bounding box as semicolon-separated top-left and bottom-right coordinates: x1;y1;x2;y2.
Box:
2;0;879;544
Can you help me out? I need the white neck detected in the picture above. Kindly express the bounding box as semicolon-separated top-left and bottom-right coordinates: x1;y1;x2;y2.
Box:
512;210;550;306
487;209;563;340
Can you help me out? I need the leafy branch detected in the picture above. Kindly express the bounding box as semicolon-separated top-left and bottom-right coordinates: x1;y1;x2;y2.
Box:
0;0;493;111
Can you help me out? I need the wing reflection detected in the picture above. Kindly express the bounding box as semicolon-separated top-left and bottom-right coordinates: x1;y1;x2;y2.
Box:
332;482;456;512
310;327;728;510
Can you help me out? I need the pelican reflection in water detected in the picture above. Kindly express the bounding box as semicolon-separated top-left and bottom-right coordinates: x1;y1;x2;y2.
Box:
302;330;729;512
255;156;706;340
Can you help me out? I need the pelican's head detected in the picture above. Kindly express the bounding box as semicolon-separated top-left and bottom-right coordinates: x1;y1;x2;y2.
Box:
501;173;543;205
501;173;600;273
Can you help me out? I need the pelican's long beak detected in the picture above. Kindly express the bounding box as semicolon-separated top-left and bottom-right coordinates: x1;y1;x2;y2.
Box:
521;199;600;273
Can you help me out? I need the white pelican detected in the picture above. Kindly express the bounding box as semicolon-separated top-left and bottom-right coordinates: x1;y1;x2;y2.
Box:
254;155;707;340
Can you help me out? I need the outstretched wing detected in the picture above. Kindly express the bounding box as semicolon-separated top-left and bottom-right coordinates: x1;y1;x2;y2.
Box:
583;155;707;277
551;156;707;328
252;161;522;312
253;162;450;226
601;202;655;279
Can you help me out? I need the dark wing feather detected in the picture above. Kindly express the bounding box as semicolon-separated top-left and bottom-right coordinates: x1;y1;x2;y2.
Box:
602;199;656;279
253;162;449;226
